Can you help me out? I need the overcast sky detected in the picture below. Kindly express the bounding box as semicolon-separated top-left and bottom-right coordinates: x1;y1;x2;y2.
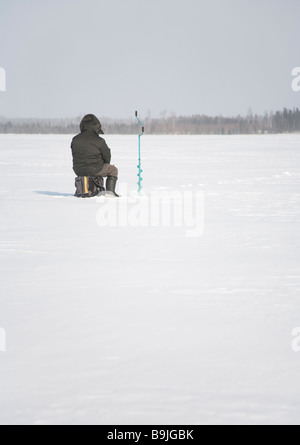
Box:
0;0;299;119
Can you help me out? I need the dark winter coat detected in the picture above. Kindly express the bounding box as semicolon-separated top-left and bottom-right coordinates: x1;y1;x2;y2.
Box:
71;114;111;177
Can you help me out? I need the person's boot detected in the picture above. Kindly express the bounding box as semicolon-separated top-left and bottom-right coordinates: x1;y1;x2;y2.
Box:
105;176;119;197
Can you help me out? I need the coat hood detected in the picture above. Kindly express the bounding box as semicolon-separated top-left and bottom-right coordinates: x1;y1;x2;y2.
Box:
80;114;104;134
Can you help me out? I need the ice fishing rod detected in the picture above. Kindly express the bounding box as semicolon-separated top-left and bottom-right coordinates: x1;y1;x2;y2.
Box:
135;111;144;193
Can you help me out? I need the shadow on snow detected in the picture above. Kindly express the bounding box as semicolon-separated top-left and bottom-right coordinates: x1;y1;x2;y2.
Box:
35;191;74;198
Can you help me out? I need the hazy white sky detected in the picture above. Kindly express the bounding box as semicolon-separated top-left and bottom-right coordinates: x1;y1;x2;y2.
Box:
0;0;299;118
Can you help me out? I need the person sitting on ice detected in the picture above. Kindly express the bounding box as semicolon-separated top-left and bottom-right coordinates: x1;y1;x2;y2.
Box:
71;114;119;196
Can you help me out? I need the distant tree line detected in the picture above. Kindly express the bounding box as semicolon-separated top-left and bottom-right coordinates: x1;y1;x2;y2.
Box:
0;118;81;135
1;108;300;135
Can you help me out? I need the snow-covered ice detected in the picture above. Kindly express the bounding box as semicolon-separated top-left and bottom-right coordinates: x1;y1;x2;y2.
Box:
0;133;300;425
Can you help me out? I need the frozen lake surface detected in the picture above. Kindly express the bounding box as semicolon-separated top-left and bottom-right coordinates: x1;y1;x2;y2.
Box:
0;133;300;425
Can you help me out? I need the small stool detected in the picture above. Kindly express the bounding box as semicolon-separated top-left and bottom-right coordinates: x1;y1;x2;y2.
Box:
74;176;105;198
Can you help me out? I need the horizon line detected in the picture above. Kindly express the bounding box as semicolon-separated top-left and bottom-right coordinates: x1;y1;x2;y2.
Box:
1;107;299;122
